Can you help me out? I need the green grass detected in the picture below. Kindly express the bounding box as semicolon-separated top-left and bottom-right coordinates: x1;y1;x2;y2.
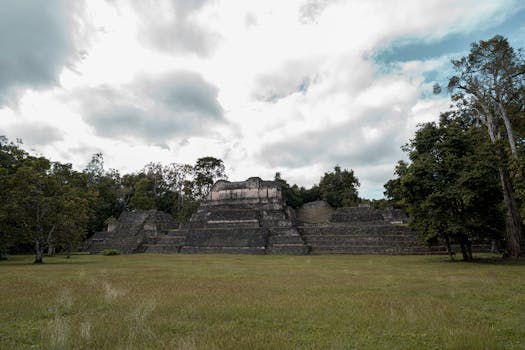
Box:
1;254;524;349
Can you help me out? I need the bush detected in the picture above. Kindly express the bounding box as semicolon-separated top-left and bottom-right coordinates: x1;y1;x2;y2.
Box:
99;249;121;256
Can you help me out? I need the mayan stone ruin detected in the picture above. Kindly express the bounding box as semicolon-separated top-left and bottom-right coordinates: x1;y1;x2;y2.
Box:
87;177;446;255
88;210;177;254
297;204;431;254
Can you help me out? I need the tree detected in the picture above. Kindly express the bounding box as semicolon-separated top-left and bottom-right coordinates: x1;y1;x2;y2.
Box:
386;114;504;260
4;157;92;263
129;176;157;210
0;136;26;257
447;35;524;257
83;154;125;236
319;165;360;208
299;185;321;204
49;163;93;258
192;157;227;199
274;172;303;208
384;160;409;210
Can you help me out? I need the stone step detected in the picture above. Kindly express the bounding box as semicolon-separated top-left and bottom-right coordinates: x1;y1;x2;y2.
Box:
207;210;260;221
269;236;306;245
303;235;420;242
194;221;261;229
143;244;181;253
180;246;266;254
310;246;432;254
299;228;416;236
267;245;309;255
183;229;267;247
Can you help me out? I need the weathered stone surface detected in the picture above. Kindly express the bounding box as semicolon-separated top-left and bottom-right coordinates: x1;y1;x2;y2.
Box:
296;200;335;224
179;178;308;254
295;203;432;254
87;210;177;254
330;207;385;223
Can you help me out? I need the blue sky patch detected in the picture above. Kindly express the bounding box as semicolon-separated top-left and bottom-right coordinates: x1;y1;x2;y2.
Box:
374;7;525;65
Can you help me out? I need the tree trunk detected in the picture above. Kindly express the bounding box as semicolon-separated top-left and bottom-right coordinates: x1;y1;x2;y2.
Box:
498;167;522;258
466;239;473;261
34;240;44;264
482;110;522;258
458;240;469;261
498;102;519;161
444;235;455;260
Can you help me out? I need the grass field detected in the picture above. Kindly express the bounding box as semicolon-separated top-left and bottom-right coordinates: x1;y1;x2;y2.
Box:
1;254;524;349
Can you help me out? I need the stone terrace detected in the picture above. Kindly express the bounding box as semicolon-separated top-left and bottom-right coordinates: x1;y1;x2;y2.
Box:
298;206;436;254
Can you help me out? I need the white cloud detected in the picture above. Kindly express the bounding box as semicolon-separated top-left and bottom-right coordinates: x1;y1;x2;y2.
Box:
1;0;523;198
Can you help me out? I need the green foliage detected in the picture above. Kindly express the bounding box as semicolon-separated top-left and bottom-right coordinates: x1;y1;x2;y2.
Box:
83;156;227;229
384;160;409;210
447;35;524;257
385;114;505;260
99;249;121;256
176;198;200;225
129;176;157;210
274;172;303;208
319;165;360;208
193;156;227;199
0;139;93;261
298;185;321;204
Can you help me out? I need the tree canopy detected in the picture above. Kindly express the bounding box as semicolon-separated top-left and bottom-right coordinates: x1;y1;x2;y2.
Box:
0;137;230;262
387;35;525;259
319;166;360;208
385;113;504;260
446;35;524;257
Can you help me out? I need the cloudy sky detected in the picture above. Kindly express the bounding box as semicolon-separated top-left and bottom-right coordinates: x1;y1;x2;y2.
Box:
1;0;524;198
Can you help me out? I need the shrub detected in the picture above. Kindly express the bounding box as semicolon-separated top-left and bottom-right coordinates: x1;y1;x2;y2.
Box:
99;249;121;256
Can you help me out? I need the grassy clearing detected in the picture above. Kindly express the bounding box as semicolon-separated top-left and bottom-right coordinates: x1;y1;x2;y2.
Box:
1;254;524;349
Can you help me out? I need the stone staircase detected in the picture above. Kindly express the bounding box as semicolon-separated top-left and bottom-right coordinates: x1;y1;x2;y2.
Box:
179;203;308;254
298;207;432;255
142;230;187;253
299;222;431;254
87;210;176;254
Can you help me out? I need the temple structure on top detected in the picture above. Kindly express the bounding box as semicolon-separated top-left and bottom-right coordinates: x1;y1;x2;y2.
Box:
207;177;282;205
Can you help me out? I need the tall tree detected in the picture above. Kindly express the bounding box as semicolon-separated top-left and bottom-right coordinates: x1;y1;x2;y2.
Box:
447;35;524;257
192;157;227;199
274;172;303;208
319;165;360;208
384;160;409;210
84;154;125;235
5;157;92;263
386;114;504;260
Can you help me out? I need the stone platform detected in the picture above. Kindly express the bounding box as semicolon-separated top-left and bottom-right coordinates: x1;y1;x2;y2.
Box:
87;210;176;254
298;206;433;254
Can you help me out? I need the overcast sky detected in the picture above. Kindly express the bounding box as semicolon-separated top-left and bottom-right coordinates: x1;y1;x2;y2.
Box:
1;0;524;198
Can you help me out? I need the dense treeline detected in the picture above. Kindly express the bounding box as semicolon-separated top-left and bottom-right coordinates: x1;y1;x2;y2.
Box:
0;131;362;262
0;140;227;262
385;35;525;260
